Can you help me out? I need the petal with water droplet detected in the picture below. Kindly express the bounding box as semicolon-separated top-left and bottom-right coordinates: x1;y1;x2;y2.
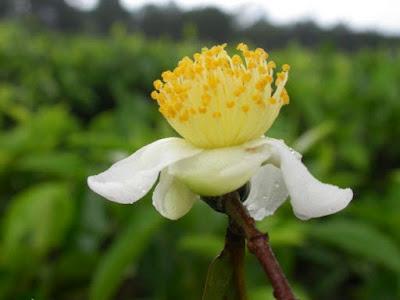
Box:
244;164;288;220
265;138;353;220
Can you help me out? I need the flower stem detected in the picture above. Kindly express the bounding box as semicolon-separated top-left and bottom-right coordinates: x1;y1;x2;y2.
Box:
226;222;247;300
222;191;296;300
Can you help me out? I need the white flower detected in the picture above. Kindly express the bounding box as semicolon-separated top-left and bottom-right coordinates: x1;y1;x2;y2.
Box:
88;43;353;221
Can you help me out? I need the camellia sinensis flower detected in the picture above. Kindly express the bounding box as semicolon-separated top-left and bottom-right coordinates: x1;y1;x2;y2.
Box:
88;43;353;221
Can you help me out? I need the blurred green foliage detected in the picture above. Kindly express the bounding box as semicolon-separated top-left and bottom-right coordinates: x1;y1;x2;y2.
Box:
0;23;399;300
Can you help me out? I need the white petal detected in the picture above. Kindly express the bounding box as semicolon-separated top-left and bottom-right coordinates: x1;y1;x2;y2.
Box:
265;138;353;220
152;170;198;220
87;138;201;204
169;138;270;196
244;164;289;221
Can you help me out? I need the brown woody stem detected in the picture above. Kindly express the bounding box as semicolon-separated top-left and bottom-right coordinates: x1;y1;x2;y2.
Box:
222;191;296;300
226;224;247;300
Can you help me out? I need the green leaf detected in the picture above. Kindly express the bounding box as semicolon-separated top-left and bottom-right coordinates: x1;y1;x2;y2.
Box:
178;234;223;258
0;106;77;154
202;231;246;300
292;121;336;154
16;152;86;178
257;218;307;247
1;182;75;268
250;285;310;300
340;142;370;170
89;205;164;300
202;248;234;300
308;219;400;272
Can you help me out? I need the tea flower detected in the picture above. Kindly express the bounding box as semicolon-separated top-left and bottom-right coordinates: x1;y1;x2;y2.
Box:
88;43;352;221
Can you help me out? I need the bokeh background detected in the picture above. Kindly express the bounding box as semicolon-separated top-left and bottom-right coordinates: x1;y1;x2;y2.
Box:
0;1;400;299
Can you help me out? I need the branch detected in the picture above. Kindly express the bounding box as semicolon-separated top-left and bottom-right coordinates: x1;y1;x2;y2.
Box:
223;192;296;300
226;224;248;300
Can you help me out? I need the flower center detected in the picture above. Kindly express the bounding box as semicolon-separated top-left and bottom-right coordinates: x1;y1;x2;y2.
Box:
151;43;290;149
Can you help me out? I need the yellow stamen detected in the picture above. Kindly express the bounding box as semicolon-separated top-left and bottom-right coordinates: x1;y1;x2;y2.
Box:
282;64;291;72
267;61;276;69
226;101;235;108
153;80;163;90
212;111;222;118
151;43;290;148
150;91;159;100
199;106;207;114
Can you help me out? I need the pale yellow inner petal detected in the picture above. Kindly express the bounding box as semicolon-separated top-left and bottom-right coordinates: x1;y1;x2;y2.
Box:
151;43;290;149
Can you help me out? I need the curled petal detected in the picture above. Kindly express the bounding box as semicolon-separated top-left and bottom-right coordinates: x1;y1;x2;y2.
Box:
265;138;353;220
87;138;201;204
153;170;198;220
169;138;270;196
244;164;289;220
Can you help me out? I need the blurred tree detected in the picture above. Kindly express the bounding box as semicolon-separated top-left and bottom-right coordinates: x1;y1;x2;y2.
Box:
0;0;85;31
0;0;31;17
238;20;285;49
0;1;398;51
0;0;9;17
90;0;130;33
134;3;183;39
183;7;234;42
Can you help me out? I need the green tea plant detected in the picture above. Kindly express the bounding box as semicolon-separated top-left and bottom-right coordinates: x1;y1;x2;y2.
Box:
0;23;399;300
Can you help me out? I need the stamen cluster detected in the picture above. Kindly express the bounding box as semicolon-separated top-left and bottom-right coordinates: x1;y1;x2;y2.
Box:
151;43;290;148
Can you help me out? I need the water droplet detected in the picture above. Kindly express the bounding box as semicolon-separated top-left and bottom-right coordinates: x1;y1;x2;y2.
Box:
274;183;280;189
262;196;268;200
247;204;256;210
254;212;263;220
254;208;267;220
